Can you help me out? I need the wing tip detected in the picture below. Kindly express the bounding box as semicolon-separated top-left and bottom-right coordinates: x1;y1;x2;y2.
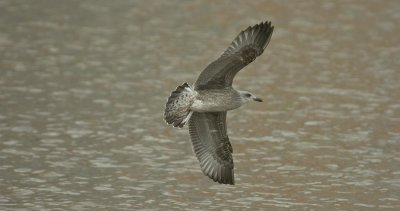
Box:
222;20;274;57
200;158;235;185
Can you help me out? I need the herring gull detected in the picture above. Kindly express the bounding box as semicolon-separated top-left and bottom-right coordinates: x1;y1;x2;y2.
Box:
164;21;274;185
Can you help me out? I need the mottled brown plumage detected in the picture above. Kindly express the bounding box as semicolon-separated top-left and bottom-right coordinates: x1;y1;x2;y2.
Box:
164;21;274;184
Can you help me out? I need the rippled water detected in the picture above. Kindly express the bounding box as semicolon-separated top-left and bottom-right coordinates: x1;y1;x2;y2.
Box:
1;0;399;210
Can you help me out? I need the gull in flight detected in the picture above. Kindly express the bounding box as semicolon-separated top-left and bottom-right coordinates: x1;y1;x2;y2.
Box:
164;21;274;185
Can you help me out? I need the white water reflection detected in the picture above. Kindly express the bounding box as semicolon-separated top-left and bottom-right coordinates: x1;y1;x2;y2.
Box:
1;0;400;210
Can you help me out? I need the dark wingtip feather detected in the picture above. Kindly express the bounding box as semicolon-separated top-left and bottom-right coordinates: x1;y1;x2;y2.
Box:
200;158;234;185
222;20;274;58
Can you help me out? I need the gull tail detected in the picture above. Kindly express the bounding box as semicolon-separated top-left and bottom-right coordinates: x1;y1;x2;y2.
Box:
164;82;195;128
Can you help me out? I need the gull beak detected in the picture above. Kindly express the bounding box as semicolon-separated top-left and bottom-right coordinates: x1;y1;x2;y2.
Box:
253;97;263;102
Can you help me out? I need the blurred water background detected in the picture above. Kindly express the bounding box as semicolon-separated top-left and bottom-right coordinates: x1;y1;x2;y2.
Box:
0;0;399;210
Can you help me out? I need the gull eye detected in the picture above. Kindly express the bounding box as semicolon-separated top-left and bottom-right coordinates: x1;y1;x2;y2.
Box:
245;93;251;97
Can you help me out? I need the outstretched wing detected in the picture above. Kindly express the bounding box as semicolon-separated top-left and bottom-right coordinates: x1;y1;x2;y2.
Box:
188;112;234;185
194;21;274;90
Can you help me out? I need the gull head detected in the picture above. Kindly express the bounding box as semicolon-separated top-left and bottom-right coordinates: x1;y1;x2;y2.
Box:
238;90;263;103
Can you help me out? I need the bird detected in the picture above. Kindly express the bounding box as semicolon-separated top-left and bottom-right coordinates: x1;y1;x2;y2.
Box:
164;21;274;185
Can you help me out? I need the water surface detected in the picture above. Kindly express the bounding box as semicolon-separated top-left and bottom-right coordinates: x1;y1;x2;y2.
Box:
1;0;399;210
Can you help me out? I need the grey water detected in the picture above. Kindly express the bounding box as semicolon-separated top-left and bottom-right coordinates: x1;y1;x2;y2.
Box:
1;0;399;210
